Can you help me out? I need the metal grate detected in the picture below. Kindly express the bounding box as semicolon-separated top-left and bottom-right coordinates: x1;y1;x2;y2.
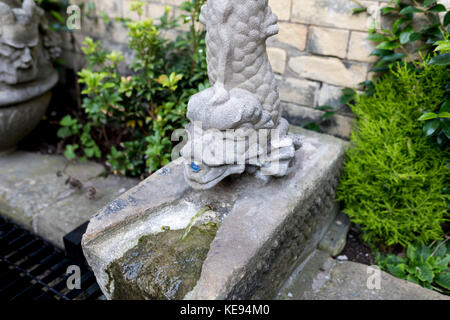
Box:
0;216;103;301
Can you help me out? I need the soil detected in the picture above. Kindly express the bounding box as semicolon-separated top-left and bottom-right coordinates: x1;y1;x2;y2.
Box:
341;224;376;266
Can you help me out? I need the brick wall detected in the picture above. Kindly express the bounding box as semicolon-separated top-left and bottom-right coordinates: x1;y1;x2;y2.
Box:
64;0;450;139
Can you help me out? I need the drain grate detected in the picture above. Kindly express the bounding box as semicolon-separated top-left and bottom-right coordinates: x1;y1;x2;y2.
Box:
0;216;104;301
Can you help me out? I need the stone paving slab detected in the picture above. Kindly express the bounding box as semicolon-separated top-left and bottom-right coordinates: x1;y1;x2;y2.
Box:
318;212;351;257
0;151;138;248
279;250;449;300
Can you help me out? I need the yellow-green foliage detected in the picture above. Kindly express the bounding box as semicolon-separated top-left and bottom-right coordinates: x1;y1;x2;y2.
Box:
338;64;450;247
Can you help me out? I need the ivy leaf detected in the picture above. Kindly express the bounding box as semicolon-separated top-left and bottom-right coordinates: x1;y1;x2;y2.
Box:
423;119;441;136
60;115;76;127
57;127;72;139
64;144;79;160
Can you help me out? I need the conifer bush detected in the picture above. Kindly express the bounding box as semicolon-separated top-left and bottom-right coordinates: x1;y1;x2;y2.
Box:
337;63;449;247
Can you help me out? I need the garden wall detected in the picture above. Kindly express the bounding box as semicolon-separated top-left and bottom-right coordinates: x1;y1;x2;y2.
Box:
64;0;450;139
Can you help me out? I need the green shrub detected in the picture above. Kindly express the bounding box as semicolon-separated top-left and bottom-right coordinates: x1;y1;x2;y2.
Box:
351;1;450;146
377;241;450;294
57;0;208;177
337;63;449;247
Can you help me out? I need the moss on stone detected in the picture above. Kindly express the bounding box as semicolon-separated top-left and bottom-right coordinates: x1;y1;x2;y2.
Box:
106;222;219;300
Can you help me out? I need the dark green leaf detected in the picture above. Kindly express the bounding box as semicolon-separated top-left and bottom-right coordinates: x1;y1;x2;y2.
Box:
57;127;72;139
424;0;437;8
316;105;334;111
377;41;400;50
441;121;450;139
423;119;441;136
400;26;414;44
416;263;434;283
428;4;446;12
444;11;450;26
434;272;450;290
429;54;450;66
352;7;367;14
367;33;388;42
399;6;423;15
381;6;397;15
369;49;393;57
322;111;336;121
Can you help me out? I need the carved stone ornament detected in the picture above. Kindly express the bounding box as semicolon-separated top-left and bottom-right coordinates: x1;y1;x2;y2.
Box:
0;0;60;151
181;0;301;189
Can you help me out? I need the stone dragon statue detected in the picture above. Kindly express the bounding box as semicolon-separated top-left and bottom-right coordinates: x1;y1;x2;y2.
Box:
181;0;301;190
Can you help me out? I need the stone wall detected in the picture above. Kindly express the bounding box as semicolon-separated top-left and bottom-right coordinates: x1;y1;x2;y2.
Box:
64;0;450;138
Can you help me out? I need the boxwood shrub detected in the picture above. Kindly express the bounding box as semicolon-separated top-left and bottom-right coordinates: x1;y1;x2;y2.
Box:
337;63;449;247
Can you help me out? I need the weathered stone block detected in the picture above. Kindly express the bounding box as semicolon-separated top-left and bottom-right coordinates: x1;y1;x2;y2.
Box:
308;27;348;59
317;83;345;110
267;47;287;74
275;22;308;51
348;31;378;63
268;0;292;21
318;212;351;257
283;103;354;139
288;55;368;88
279;77;320;106
291;0;379;32
95;0;123;18
82;127;348;300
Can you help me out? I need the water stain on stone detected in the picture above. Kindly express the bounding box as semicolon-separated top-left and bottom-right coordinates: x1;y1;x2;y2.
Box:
106;222;219;300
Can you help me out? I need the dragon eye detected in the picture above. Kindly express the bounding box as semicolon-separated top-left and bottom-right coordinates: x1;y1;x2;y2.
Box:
191;162;201;173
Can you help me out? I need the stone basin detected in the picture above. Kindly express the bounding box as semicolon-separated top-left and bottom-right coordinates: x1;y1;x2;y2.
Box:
82;127;348;300
0;70;58;151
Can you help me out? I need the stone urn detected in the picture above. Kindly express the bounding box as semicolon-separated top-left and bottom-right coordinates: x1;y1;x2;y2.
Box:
0;0;60;152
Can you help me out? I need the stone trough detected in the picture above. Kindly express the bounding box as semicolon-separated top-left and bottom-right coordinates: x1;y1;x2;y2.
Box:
82;127;348;300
